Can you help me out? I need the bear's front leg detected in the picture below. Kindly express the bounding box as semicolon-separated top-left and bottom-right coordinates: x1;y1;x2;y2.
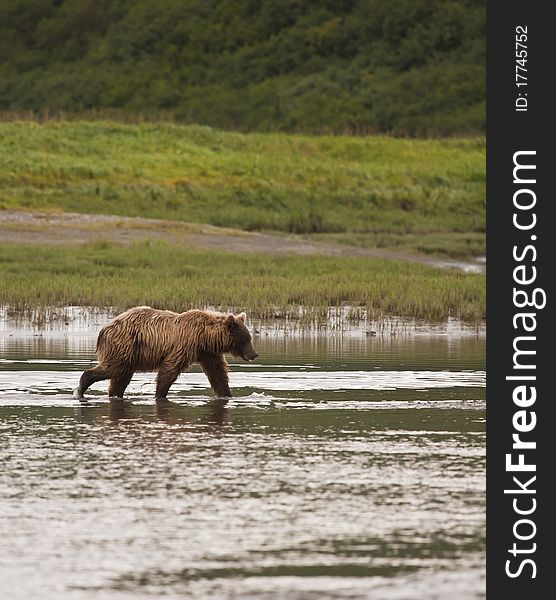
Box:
197;352;232;398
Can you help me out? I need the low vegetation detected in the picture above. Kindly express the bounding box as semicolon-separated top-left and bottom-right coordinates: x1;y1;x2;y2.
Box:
0;121;485;258
0;240;485;323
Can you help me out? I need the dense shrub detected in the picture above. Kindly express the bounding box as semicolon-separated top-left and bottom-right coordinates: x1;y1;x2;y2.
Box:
0;0;485;135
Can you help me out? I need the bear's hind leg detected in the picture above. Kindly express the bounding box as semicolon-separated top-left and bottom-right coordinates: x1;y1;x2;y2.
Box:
155;364;181;400
108;371;134;399
197;352;231;398
74;365;110;399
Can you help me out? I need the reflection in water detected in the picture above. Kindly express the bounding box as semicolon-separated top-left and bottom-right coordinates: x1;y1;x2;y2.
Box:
0;318;485;599
103;398;231;427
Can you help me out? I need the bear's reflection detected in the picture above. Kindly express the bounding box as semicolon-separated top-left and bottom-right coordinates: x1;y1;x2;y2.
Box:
100;397;231;428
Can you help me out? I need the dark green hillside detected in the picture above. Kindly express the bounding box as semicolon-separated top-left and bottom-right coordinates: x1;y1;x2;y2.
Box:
0;0;484;135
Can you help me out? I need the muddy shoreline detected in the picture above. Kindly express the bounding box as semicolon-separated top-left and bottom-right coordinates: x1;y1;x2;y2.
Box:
1;210;485;273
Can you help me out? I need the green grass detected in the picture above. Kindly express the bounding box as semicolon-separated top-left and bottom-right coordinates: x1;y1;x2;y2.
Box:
0;121;485;257
309;231;486;259
0;240;485;323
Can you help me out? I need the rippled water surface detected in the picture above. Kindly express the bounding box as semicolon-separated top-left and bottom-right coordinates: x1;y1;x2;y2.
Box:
0;311;485;599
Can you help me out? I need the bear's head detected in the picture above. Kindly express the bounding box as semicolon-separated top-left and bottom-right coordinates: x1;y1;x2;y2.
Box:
225;312;259;362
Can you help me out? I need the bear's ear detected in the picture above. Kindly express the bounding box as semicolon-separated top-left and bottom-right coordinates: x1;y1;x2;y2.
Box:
225;314;235;328
236;312;246;323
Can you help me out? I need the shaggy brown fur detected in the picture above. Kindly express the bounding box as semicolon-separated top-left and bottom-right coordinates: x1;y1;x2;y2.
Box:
74;306;258;400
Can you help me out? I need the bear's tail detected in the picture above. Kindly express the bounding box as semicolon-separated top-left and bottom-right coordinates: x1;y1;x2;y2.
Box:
95;328;106;354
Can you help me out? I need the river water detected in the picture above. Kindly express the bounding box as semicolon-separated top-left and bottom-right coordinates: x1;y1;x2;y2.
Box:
0;309;485;599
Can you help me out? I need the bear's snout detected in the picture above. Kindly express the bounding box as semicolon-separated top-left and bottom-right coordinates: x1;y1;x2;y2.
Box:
240;344;259;362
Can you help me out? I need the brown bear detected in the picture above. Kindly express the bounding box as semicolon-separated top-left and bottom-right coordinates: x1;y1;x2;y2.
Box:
73;306;258;400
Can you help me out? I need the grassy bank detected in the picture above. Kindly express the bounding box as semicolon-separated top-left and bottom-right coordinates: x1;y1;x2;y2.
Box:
0;241;485;323
0;121;485;258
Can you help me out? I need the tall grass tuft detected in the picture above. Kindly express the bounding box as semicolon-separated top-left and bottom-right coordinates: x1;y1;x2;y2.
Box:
0;241;485;324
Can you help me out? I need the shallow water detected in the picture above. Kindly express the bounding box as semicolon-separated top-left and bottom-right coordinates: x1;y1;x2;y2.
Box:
0;312;485;599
